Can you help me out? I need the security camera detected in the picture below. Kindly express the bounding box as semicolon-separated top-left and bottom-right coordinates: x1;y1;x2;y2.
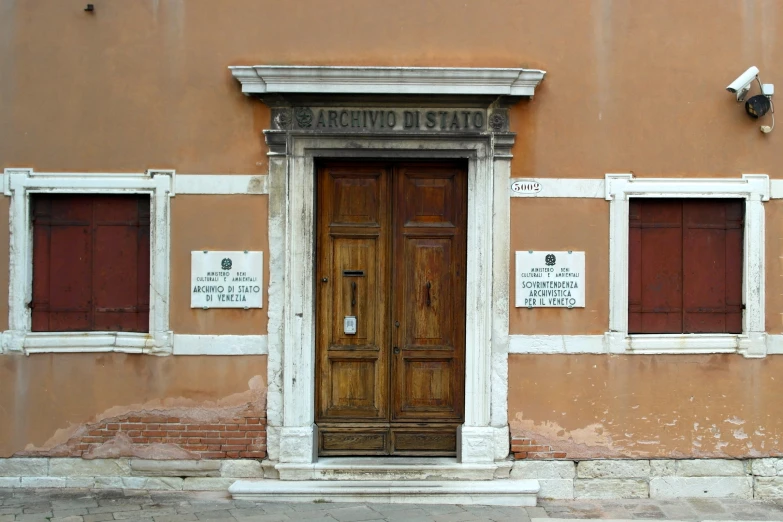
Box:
725;66;775;134
727;66;760;101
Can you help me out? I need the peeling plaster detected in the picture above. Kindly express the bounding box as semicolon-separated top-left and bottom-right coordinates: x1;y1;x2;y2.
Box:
14;375;266;457
82;433;199;460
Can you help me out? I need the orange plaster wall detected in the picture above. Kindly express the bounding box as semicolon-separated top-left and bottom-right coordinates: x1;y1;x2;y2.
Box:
509;354;783;459
1;0;782;177
510;198;609;334
0;353;267;457
170;195;269;335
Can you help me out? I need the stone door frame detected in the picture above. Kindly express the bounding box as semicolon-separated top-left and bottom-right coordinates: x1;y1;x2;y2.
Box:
265;132;513;464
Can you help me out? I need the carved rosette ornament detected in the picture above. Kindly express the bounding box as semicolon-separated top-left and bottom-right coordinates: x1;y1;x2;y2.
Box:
488;113;505;132
274;110;292;129
294;107;314;128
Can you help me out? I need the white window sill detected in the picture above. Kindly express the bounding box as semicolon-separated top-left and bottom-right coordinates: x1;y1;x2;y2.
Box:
605;331;768;358
1;330;171;355
0;331;270;356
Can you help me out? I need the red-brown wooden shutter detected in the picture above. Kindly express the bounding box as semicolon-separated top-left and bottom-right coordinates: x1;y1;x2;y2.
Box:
628;199;683;334
31;194;150;333
682;199;743;334
628;198;743;335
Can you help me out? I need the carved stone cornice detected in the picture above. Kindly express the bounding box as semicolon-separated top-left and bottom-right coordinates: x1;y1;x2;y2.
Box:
233;66;543;157
229;65;546;98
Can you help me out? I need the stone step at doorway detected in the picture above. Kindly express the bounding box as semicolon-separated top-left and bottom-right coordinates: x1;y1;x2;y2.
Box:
272;456;512;481
229;478;540;506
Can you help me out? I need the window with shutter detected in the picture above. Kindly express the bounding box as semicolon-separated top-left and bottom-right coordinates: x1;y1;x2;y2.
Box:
628;198;743;335
31;194;150;333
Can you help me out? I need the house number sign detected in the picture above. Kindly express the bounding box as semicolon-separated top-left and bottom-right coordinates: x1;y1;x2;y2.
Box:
191;251;263;309
515;251;585;308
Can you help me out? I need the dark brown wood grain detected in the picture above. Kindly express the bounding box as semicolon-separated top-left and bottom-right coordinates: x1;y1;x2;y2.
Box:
315;162;467;456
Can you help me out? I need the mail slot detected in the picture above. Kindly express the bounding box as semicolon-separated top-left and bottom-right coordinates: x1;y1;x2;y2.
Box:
342;270;365;277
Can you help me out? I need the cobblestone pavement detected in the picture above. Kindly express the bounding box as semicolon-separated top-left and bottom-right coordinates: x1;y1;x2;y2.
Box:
2;489;783;522
540;498;783;520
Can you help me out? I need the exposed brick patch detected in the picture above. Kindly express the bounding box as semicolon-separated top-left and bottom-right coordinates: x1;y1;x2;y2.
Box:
28;412;267;460
511;435;567;460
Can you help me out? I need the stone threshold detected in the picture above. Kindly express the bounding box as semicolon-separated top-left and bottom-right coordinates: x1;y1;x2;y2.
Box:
229;478;540;506
273;456;512;481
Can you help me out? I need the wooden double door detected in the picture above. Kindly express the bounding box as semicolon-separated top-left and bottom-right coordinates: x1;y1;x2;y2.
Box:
316;161;467;456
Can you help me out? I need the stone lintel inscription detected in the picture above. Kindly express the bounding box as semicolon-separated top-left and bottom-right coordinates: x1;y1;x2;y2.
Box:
290;107;493;132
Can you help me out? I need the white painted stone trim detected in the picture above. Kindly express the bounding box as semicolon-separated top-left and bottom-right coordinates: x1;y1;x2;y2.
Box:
176;174;269;195
229;66;546;97
604;174;769;358
509;178;605;198
1;169;174;355
270;135;504;465
509;335;605;354
0;172;269;197
172;334;268;355
507;177;783;200
508;334;783;355
767;179;783;198
20;332;150;354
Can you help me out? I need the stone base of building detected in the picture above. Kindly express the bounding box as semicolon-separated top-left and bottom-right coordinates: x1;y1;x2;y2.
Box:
512;458;783;500
3;457;783;501
0;457;268;490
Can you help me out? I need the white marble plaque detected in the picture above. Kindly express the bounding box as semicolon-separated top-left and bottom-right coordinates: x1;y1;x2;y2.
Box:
191;251;263;309
515;251;585;308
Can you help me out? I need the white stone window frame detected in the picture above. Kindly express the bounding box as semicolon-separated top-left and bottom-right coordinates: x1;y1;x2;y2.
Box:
1;168;174;355
605;173;770;358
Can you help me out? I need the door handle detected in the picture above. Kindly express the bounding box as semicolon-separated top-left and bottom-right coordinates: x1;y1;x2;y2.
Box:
351;281;357;308
425;281;431;307
393;347;400;354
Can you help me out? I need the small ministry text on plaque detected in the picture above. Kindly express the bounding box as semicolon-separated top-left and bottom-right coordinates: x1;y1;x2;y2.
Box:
515;251;585;308
191;251;263;309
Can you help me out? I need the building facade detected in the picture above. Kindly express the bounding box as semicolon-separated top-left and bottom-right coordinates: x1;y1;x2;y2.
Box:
2;0;783;503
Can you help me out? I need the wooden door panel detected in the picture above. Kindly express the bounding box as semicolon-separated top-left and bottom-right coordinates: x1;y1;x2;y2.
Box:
329;237;379;346
317;162;466;456
330;172;383;226
398;356;457;416
402;173;458;227
316;165;390;428
392;164;466;425
391;427;458;455
325;354;383;418
403;237;455;346
319;428;388;456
